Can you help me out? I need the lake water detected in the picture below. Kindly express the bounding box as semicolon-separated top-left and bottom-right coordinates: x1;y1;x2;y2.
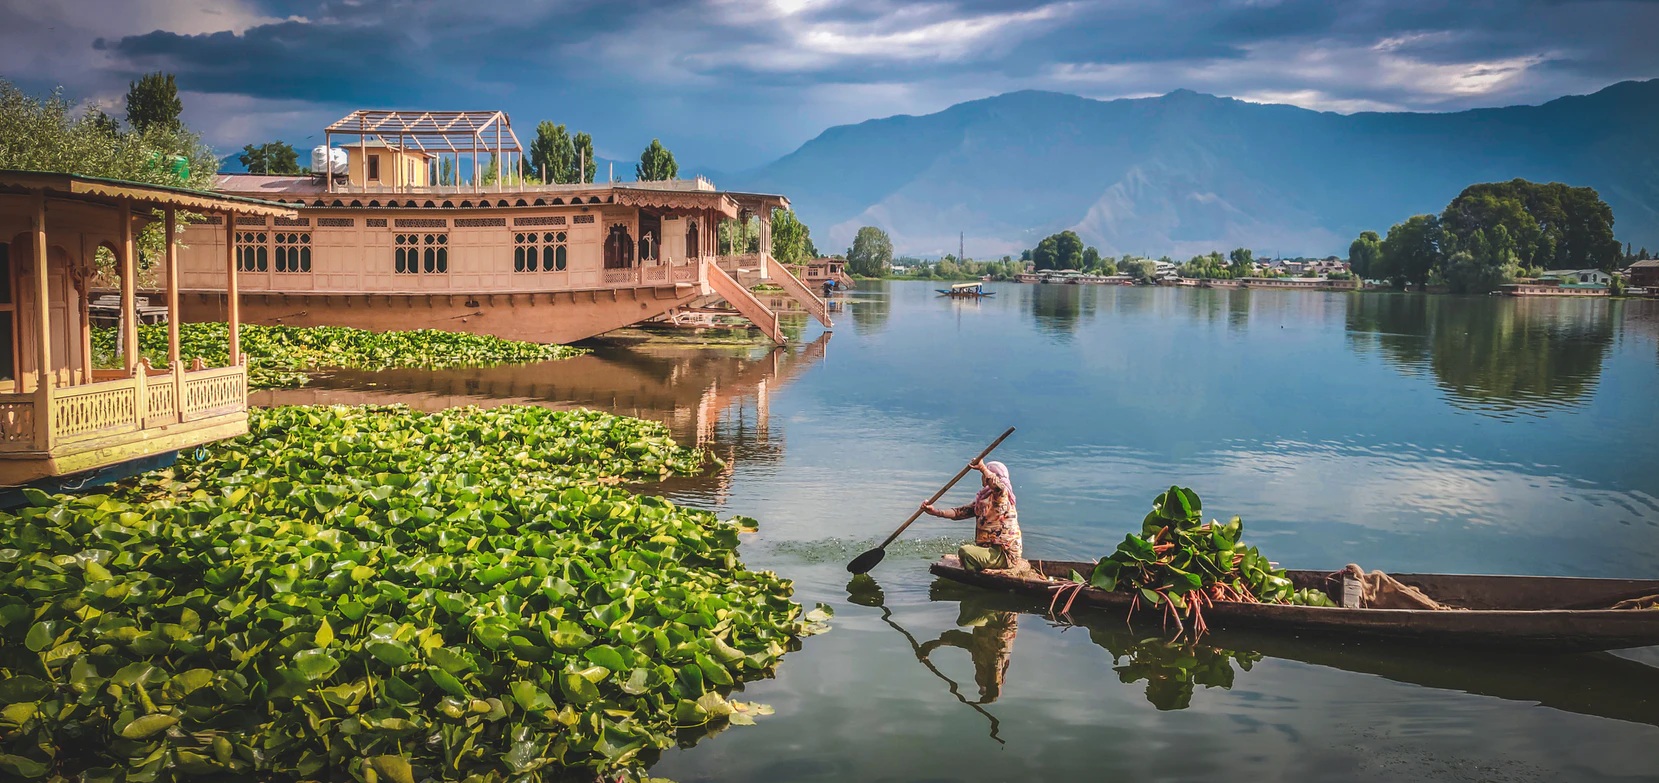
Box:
266;281;1659;782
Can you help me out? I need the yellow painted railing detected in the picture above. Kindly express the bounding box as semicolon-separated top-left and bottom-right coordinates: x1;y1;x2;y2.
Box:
182;365;247;421
0;394;36;452
0;364;247;453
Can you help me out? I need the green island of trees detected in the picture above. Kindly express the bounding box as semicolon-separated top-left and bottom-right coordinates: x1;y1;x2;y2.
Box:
1349;179;1624;294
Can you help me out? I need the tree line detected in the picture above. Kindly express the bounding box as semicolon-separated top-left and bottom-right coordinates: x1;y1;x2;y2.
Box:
1348;179;1622;294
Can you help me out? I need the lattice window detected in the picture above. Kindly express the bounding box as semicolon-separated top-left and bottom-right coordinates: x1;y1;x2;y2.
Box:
274;232;312;273
236;216;266;227
317;217;354;227
274;217;311;227
395;218;447;228
514;216;567;227
395;233;448;274
514;231;568;273
573;214;595;224
235;231;268;272
367;218;388;227
203;216;224;225
454;217;506;228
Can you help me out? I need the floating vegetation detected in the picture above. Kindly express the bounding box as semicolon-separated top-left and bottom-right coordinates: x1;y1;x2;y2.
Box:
1068;486;1324;638
92;323;582;389
769;535;966;565
0;405;810;781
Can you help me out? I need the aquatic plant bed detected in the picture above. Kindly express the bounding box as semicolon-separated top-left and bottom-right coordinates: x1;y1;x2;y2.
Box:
93;323;583;389
0;405;815;781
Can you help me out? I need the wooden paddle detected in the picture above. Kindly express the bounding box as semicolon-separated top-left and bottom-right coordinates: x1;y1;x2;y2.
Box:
846;427;1016;574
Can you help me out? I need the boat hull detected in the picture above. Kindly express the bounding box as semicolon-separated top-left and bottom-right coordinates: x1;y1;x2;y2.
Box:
929;559;1659;653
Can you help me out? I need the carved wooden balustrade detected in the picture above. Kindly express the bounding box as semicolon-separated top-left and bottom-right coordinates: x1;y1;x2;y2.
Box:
0;363;247;453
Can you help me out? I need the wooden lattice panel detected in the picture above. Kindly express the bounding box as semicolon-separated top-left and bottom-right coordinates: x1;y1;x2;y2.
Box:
146;381;178;424
182;368;247;421
53;383;139;441
0;399;35;450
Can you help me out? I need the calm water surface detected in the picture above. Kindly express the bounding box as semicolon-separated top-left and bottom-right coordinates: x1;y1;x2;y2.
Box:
267;281;1659;782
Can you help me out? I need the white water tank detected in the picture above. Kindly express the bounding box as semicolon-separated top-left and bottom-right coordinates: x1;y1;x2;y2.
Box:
311;146;348;177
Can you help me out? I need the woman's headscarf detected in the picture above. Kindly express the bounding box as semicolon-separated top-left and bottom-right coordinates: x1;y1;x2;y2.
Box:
976;461;1015;506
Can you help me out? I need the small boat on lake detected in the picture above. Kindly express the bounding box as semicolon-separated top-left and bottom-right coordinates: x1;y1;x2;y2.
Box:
938;282;994;298
930;558;1659;653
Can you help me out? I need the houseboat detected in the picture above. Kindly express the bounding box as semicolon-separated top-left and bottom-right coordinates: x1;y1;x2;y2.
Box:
0;170;290;490
174;110;829;346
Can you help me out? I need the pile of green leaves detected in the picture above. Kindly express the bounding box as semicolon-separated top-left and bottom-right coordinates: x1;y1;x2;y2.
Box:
0;404;811;781
92;323;583;390
1081;487;1322;636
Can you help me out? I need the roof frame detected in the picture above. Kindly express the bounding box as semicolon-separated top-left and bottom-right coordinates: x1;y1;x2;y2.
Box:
324;110;523;154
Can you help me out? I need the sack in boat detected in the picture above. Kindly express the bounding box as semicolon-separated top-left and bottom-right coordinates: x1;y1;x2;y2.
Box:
1343;564;1456;610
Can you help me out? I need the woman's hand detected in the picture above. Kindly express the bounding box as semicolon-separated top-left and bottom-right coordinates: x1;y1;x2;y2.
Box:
968;458;985;473
920;502;937;517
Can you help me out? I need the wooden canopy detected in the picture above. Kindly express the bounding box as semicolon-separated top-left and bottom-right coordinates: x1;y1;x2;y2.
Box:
0;170;297;217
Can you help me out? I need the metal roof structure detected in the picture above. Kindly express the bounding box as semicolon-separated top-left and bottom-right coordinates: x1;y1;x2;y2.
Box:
323;110;525;194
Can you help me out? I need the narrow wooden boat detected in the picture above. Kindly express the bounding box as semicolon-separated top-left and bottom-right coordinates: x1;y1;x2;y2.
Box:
929;558;1659;653
937;282;994;297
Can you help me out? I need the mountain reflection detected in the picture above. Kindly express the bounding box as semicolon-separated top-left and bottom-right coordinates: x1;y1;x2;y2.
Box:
1346;294;1615;416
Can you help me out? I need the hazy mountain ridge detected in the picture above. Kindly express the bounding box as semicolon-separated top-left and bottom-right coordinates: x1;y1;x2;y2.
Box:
732;80;1659;258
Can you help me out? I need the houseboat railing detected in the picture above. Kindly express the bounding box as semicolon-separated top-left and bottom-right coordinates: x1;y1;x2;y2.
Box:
0;364;247;453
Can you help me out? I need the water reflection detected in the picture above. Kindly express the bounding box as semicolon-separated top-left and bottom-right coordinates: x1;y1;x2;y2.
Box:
255;331;831;477
1024;284;1097;341
921;578;1659;728
1346;294;1616;416
847;286;892;336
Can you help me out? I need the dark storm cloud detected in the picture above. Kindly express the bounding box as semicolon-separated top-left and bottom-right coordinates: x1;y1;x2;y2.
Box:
6;0;1656;168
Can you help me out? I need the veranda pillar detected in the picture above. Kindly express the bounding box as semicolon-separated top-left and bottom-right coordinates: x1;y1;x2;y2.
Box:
224;213;240;365
31;195;52;451
119;199;139;375
164;207;181;370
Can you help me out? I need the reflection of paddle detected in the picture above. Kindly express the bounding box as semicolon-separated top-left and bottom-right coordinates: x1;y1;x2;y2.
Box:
850;575;1006;744
846;427;1016;574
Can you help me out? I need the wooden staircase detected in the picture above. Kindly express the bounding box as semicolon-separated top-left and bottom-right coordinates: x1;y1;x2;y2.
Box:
704;262;785;344
764;254;833;328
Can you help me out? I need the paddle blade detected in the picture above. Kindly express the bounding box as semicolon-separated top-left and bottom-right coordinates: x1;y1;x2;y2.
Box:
846;547;886;574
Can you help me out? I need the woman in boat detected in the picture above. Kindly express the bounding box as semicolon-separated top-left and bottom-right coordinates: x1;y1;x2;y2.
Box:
922;459;1023;571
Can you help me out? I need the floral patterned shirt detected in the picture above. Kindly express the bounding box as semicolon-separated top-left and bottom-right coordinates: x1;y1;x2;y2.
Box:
937;471;1022;560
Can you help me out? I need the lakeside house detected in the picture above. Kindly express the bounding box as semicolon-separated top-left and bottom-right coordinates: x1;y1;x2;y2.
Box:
1625;259;1659;291
1540;269;1612;288
0;170;290;490
173;109;829;346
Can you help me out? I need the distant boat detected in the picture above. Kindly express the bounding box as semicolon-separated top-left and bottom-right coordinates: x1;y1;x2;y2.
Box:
938;282;994;298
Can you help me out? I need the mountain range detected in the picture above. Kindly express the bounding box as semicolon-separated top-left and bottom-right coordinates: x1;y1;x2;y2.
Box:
729;80;1659;259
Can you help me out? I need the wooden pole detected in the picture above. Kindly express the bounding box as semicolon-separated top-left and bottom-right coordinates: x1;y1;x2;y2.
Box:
32;194;53;450
119;199;138;375
224;213;240;366
472;132;479;194
495;123;502;192
164;207;181;372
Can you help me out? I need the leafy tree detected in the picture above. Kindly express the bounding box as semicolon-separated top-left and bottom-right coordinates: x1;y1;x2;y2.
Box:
1442;179;1619;271
636;139;677;181
237;141;301;174
571;132;595;184
1082;246;1101;271
1228;247;1254;277
124;72;182;133
1379;214;1443;289
769;208;813;265
1123;259;1158;282
718;217;759;254
529;121;574;184
1031;230;1085;270
846;226;893;277
1348;231;1382;279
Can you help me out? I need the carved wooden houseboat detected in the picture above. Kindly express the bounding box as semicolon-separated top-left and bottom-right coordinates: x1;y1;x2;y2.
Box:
174;110;829;345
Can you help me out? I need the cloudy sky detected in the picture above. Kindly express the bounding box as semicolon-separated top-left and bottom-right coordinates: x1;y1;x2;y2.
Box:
2;0;1655;172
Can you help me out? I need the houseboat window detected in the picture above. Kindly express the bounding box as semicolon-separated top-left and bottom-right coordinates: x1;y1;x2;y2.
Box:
368;155;381;181
235;232;268;272
547;231;567;271
686;220;700;259
395;233;447;274
275;233;312;273
604;226;635;269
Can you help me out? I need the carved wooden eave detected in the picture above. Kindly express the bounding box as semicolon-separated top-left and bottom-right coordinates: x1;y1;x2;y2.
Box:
0;170;298;218
612;188;740;220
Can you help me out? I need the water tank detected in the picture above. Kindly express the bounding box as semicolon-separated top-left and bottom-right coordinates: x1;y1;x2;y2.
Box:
311;146;348;177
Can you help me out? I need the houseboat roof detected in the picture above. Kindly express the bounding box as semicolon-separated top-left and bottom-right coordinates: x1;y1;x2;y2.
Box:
0;169;297;217
211;173;786;217
324;109;522;154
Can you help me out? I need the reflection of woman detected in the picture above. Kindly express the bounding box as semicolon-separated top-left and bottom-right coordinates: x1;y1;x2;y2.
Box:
921;459;1023;571
919;603;1019;704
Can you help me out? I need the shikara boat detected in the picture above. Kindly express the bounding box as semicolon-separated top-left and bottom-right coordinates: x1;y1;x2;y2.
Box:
930;558;1659;653
937;282;994;298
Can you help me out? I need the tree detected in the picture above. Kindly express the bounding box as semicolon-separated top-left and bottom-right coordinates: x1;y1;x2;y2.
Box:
124;72;182;132
1123;259;1158;282
769;208;813;265
1229;247;1255;277
1082;246;1102;271
846;226;893;277
636;139;677;181
1031;230;1084;270
237;141;301;174
570;132;595;184
1379;214;1443;290
1349;230;1383;279
529;121;574;184
1442;179;1619;271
